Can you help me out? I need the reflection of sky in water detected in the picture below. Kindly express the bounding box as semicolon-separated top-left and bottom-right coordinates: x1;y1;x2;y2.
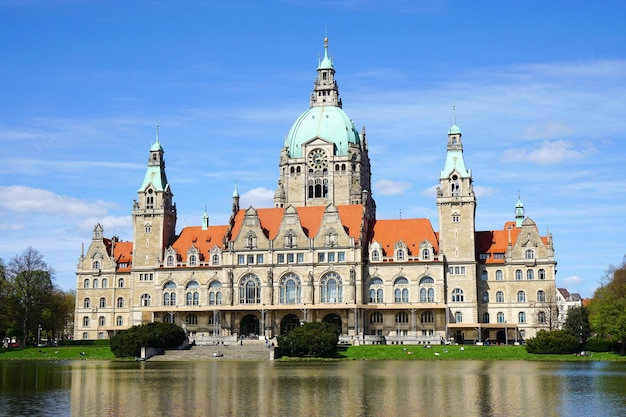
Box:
1;360;625;416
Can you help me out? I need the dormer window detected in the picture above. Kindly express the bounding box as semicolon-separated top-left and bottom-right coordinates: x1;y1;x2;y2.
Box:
397;249;405;261
371;249;380;262
422;248;430;261
525;249;535;259
189;254;197;266
92;260;100;270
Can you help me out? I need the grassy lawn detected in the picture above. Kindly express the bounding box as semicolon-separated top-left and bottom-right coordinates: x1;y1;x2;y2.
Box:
0;345;115;361
337;344;626;361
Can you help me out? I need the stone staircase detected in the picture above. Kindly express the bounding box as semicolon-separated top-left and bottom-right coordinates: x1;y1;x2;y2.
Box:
148;340;275;361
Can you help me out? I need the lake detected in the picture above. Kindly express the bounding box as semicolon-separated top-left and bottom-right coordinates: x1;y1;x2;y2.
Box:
1;360;625;416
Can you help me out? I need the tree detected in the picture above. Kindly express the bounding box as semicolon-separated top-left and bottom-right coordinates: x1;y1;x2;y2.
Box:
109;322;186;358
588;260;626;355
525;329;579;354
41;289;75;343
535;291;560;330
277;321;339;357
563;306;591;345
0;257;13;341
6;247;55;346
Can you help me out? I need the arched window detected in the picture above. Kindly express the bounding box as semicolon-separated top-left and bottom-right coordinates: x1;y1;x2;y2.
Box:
370;311;383;324
481;291;489;303
117;297;124;308
454;311;463;323
525;249;534;259
102;278;108;288
538;269;546;280
395;311;409;323
84;279;90;289
167;255;174;266
92;260;100;270
497;312;505;323
83;316;89;327
118;278;125;288
117;316;123;326
422;248;430;260
209;281;222;305
371;250;380;261
99;316;105;326
515;270;523;280
394;277;409;303
517;290;526;303
320;272;342;303
421;311;434;324
83;298;91;308
93;279;99;289
527;269;534;280
163;281;177;306
537;290;546;302
239;274;261;304
495;270;503;281
496;291;505;303
396;249;405;261
419;276;434;285
212;254;220;265
452;288;464;302
99;297;106;308
141;293;151;307
482;312;490;323
186;281;200;306
538;311;546;323
518;312;526;323
188;254;197;266
481;270;488;281
368;278;384;303
280;273;301;304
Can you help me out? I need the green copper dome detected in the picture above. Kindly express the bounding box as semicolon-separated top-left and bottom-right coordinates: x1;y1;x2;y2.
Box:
285;105;360;158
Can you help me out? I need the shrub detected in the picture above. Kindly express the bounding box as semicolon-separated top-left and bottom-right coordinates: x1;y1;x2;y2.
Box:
584;337;616;352
277;321;339;357
525;330;579;354
109;322;186;358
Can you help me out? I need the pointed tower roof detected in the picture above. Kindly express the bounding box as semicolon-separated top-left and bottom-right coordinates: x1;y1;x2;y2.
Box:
440;107;471;179
318;37;334;70
139;125;170;192
515;192;526;227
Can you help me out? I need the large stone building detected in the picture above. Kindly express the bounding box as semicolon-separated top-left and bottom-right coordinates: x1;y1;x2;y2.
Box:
74;39;557;345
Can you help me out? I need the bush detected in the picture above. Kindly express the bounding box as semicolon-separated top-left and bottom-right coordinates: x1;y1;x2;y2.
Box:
109;322;186;358
525;330;580;354
277;322;339;358
584;337;617;353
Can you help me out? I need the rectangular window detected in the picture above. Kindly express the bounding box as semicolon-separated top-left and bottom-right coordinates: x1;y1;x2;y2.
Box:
328;252;335;263
318;253;325;263
338;252;345;262
277;254;285;263
287;253;295;263
297;253;304;263
256;254;264;264
238;255;245;265
247;255;254;265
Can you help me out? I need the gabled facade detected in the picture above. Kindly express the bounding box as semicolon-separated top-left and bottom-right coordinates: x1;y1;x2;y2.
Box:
74;38;557;344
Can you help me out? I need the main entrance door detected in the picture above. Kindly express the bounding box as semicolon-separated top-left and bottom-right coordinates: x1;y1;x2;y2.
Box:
322;313;342;334
280;314;301;335
240;314;259;338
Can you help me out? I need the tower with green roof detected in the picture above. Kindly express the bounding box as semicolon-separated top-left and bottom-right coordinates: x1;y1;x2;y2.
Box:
274;38;374;217
132;126;177;268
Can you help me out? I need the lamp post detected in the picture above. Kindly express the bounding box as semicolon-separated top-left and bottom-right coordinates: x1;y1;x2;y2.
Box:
37;324;42;347
504;320;508;346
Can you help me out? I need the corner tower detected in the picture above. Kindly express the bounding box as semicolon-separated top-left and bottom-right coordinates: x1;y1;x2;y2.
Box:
274;38;374;217
132;127;177;267
436;110;476;261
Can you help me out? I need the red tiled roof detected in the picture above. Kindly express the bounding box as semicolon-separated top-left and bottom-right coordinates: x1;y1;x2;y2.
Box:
369;218;438;256
230;205;364;241
113;241;133;272
172;225;230;262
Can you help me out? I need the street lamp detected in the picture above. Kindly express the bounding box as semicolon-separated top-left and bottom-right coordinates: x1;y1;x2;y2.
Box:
504;320;508;346
37;324;42;347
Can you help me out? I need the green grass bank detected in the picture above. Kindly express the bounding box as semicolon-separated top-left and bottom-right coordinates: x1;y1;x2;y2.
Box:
0;346;115;361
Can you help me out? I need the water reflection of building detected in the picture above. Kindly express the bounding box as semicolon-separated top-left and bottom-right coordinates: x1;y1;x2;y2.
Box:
73;38;557;345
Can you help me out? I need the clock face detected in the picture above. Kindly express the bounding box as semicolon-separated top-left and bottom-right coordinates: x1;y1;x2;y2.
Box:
308;148;328;169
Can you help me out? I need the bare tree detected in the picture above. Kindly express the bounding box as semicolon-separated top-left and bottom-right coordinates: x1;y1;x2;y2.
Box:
535;291;560;330
7;247;54;346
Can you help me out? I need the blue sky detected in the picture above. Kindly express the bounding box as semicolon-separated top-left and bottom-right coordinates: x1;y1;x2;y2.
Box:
1;0;624;297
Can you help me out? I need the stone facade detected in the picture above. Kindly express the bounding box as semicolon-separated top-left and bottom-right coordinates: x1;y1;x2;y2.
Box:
74;39;557;345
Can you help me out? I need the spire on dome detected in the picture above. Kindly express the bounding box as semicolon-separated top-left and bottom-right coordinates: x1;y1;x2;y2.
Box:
151;121;163;151
202;207;209;230
311;37;341;108
448;105;461;135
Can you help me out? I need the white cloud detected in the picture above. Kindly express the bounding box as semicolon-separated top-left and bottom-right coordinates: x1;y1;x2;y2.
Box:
374;179;411;196
561;275;584;286
502;140;594;165
521;121;575;141
240;187;275;208
0;185;116;217
473;185;499;199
